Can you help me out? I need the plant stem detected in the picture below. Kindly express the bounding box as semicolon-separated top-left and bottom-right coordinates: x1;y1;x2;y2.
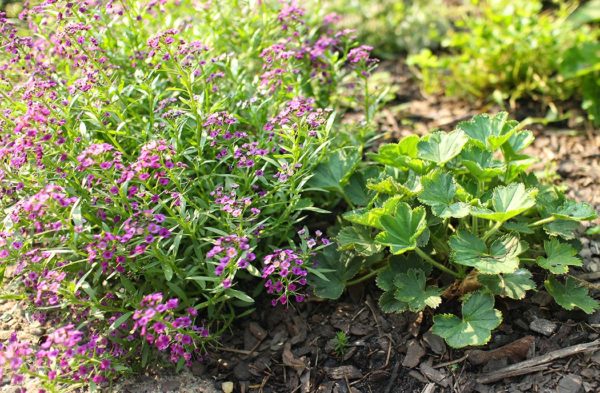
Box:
414;247;461;278
346;265;387;287
528;216;556;227
482;221;503;241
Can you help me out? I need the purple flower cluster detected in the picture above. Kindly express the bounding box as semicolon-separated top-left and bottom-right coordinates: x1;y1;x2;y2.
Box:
206;235;256;286
210;186;261;218
0;325;115;386
85;212;170;273
131;293;208;366
262;249;308;306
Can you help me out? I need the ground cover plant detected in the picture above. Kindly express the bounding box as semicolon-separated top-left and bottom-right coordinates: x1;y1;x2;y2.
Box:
0;0;378;389
321;112;598;348
408;0;600;125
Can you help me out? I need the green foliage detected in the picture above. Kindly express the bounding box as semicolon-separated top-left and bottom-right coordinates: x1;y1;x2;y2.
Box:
432;291;502;348
544;276;599;314
408;0;600;124
334;331;349;357
331;112;598;348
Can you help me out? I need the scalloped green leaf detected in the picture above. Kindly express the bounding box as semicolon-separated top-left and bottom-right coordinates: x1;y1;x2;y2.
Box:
394;269;442;312
545;276;599;314
417;129;468;165
449;231;523;274
310;247;363;300
536;239;582;274
460;147;505;180
343;196;403;229
378;291;407;313
543;220;580;240
432;291;502;348
418;171;470;218
371;135;426;173
478;269;536;299
550;200;597;222
375;203;427;255
337;225;383;256
471;183;537;222
367;172;422;196
307;148;360;190
457;112;517;150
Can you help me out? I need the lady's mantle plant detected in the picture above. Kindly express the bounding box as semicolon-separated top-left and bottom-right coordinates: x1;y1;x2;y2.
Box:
0;0;375;388
333;112;598;348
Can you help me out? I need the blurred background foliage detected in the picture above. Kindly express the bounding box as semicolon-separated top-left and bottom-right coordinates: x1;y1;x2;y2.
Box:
2;0;599;125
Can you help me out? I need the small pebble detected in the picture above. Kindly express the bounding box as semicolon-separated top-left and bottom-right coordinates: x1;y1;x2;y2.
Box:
529;318;557;336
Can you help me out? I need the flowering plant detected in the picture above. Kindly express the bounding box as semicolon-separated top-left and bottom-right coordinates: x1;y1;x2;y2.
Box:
0;0;375;388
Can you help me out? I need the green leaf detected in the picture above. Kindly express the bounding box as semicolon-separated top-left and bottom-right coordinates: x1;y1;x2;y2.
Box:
460;147;505;180
375;203;427;254
545;276;599;314
457;112;517;150
371;135;426;173
587;225;600;236
417;129;468;165
225;288;255;304
550;200;597;222
310;247;363;300
394;269;442;312
543;220;580;240
503;130;534;156
478;269;536;299
337;226;384;256
307;148;360;190
108;311;134;332
367;172;422;197
343;196;403;229
449;231;523;274
536;239;582;274
432;291;502;348
471;183;537;222
378;291;407;313
418;171;470;218
504;220;535;234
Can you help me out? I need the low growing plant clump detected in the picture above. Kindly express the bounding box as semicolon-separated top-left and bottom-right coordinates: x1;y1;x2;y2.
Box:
408;0;600;124
0;0;378;388
323;112;598;348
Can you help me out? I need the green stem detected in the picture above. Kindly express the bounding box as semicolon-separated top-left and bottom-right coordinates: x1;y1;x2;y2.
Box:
346;266;387;287
414;247;461;278
482;221;503;241
528;216;556;227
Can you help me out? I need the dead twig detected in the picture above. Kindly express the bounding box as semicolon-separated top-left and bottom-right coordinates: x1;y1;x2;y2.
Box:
477;340;600;384
433;355;468;369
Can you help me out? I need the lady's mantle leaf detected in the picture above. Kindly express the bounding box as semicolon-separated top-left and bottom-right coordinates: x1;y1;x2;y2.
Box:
449;231;523;274
460;147;505;180
310;247;362;300
418;171;470;218
343;196;403;229
545;276;599;314
337;226;384;256
550;200;597;221
457;112;517;150
432;291;502;348
378;291;408;313
371;135;426;173
417;129;468;165
375;203;427;254
471;183;537;222
307;148;360;190
394;269;442;312
536;239;582;274
478;269;536;299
